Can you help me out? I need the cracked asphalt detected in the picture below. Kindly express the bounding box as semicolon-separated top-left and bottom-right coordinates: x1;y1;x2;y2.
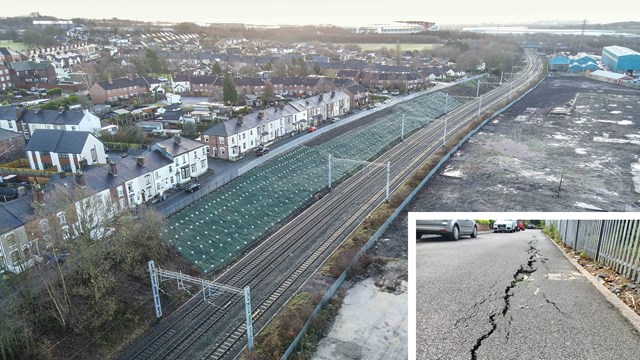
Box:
416;229;640;360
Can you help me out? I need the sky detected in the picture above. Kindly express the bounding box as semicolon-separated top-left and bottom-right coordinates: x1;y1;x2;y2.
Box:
2;0;637;27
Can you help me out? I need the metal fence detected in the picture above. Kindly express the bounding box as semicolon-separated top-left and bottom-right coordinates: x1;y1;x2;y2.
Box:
546;220;640;283
156;172;238;218
281;71;545;359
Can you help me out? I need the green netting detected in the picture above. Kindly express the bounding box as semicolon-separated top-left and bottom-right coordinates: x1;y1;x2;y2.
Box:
163;92;461;272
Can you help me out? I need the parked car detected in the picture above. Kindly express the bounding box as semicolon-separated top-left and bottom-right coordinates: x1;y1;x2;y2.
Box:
185;183;201;193
416;220;477;241
527;223;535;229
307;126;317;133
493;219;518;233
255;146;269;156
518;221;525;231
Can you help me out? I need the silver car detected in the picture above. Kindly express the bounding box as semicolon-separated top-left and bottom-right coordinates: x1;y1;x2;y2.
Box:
416;220;478;240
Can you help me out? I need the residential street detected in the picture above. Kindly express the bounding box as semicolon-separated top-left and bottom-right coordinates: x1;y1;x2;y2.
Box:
416;229;640;360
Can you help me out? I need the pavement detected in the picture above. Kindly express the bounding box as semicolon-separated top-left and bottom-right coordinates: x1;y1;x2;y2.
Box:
416;229;640;360
313;262;408;360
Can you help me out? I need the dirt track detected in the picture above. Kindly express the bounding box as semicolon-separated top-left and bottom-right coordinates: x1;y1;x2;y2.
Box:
409;76;640;212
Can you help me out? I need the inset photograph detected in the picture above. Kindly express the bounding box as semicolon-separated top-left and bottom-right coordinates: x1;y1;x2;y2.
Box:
410;214;640;360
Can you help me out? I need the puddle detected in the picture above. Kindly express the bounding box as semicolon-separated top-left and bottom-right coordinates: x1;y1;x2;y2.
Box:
575;148;587;154
610;111;622;114
442;165;464;178
618;120;633;125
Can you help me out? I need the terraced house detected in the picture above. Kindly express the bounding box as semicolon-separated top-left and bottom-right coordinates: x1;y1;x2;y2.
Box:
200;90;350;160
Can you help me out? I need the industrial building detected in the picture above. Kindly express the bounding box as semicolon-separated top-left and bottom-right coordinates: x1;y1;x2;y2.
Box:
601;46;640;76
354;21;438;34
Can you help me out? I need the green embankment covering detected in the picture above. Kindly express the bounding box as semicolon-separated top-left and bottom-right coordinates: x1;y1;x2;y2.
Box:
164;92;460;272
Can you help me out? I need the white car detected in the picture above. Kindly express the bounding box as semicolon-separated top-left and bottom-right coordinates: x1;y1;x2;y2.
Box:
493;219;518;233
416;220;477;241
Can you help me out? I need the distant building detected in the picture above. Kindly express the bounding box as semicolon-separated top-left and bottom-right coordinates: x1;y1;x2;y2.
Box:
548;56;571;72
7;61;56;89
588;70;632;85
354;21;438;34
601;46;640;76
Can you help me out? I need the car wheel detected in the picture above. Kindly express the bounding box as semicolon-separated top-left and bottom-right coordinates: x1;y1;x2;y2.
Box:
450;225;460;240
470;226;477;238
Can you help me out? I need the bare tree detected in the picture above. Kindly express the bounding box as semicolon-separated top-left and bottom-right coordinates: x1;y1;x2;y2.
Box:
75;63;99;90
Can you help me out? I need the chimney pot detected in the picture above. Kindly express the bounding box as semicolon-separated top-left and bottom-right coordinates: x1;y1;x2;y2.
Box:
237;116;244;126
174;134;182;145
137;156;145;166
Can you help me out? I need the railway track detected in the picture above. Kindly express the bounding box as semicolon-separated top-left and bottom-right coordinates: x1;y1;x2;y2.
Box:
118;51;541;360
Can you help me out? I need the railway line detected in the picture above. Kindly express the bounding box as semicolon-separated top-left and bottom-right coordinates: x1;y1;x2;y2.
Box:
117;51;542;360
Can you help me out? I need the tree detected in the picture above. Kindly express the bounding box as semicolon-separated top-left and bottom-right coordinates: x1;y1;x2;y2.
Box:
22;30;41;46
312;62;323;76
223;72;238;105
272;59;288;77
211;61;223;75
76;63;99;90
181;121;198;139
262;83;275;105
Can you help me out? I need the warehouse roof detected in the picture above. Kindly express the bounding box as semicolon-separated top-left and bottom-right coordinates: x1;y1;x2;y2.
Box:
603;46;640;57
590;70;632;80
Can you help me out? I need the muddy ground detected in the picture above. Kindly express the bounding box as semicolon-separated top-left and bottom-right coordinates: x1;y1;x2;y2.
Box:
410;76;640;212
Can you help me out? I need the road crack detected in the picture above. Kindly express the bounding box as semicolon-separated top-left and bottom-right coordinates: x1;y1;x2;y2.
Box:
470;241;540;360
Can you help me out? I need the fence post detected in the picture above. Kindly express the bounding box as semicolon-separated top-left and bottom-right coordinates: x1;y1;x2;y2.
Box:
595;220;605;261
563;220;569;245
574;220;580;250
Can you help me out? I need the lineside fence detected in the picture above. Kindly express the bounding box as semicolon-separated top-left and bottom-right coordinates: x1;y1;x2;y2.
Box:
546;220;640;283
281;62;545;359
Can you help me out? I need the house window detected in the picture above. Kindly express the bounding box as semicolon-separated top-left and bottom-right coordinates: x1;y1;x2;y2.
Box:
181;167;189;179
145;174;151;185
242;134;245;140
169;165;173;173
232;137;235;144
8;122;12;129
200;159;206;169
127;182;133;193
250;130;253;136
129;193;135;205
202;148;206;155
220;147;225;155
61;226;70;240
191;164;196;173
57;212;66;226
91;147;97;162
40;219;49;233
117;186;124;198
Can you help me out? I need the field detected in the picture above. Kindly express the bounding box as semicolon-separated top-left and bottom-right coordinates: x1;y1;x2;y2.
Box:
0;40;30;51
336;43;440;52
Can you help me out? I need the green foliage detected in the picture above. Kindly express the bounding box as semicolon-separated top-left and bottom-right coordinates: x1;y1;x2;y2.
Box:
180;122;198;139
211;61;223;75
223;72;238;105
46;88;62;97
38;95;80;110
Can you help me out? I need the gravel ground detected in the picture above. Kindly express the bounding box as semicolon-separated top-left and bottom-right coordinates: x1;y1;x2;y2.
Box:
410;77;640;212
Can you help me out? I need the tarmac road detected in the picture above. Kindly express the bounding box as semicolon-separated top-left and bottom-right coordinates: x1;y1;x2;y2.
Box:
416;229;640;360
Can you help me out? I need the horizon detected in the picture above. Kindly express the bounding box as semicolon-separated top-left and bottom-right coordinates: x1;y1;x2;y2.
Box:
3;0;639;28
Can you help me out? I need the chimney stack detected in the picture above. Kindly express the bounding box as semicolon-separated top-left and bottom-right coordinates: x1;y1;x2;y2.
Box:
75;171;86;188
331;91;335;98
319;94;323;102
174;134;182;145
79;159;88;169
258;111;264;119
58;106;65;114
237;116;244;126
108;160;118;176
32;183;45;205
108;75;113;84
137;156;145;166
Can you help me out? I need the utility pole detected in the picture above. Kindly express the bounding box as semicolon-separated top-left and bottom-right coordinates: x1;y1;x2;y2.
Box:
477;94;483;118
401;114;405;140
328;154;332;189
443;93;448;147
500;71;503;85
476;80;481;97
557;168;565;197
